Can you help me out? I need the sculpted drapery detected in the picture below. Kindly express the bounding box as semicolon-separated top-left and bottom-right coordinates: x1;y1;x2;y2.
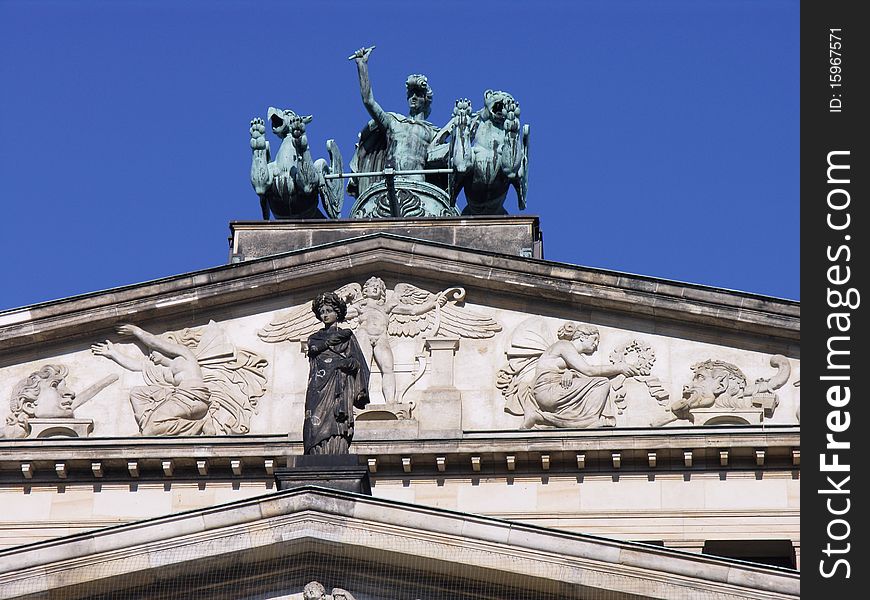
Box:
303;292;371;454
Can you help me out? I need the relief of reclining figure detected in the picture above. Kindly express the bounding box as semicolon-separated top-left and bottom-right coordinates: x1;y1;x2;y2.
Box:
91;322;267;436
498;319;640;429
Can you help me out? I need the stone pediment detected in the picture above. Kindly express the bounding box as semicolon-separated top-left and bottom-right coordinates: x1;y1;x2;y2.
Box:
0;486;799;600
0;234;799;440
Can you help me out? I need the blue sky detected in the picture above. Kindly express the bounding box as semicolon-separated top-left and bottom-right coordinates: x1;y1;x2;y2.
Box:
0;0;799;311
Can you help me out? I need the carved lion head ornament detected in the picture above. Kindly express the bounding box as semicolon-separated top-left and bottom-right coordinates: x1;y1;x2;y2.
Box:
482;89;518;124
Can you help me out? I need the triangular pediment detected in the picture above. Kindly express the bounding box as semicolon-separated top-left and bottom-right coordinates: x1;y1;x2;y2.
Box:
0;234;799;439
0;233;799;350
0;486;799;600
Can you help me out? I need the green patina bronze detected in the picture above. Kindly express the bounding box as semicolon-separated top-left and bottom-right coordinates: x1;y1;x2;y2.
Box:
247;46;530;219
432;90;529;215
347;46;456;218
249;108;343;220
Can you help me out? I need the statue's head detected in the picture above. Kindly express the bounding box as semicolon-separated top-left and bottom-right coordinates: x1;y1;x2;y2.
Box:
312;292;348;324
5;365;74;438
482;90;517;125
556;321;579;340
406;74;433;119
302;581;326;600
681;359;747;408
267;106;312;139
557;322;599;353
362;276;387;302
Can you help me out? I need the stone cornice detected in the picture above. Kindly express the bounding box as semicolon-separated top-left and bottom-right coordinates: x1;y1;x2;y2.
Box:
0;487;800;599
0;426;800;485
0;234;799;355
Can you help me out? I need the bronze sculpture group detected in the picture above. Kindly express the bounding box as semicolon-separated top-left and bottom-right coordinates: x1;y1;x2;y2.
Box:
250;45;529;219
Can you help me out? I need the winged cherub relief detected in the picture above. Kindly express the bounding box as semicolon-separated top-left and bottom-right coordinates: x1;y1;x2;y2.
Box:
258;277;501;404
91;322;268;436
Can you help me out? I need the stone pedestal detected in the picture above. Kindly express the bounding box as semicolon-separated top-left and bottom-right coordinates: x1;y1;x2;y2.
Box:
417;388;463;437
27;419;94;438
692;408;764;425
274;455;371;495
229;216;543;261
424;337;460;388
415;337;462;437
417;337;463;436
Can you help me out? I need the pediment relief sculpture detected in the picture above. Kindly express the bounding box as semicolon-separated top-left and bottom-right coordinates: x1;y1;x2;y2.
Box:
497;319;643;429
91;322;268;436
607;339;670;415
301;581;356;600
652;355;791;427
259;278;501;405
3;365;116;439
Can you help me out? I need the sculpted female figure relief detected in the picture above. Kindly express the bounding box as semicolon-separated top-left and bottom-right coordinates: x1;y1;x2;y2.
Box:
498;319;640;429
91;322;267;436
304;292;370;455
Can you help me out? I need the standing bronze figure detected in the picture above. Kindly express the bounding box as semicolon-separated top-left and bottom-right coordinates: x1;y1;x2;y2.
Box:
304;292;370;454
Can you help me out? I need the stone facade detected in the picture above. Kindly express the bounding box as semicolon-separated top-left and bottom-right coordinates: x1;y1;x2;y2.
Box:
0;227;800;597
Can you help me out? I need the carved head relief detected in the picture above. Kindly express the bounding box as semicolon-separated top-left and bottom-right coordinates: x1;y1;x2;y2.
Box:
683;360;747;406
302;581;327;600
15;365;75;420
362;276;387;302
5;365;73;438
557;321;599;354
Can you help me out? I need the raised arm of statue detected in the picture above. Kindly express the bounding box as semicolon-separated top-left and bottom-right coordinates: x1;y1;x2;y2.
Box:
560;342;640;379
91;340;148;373
116;324;197;362
388;292;443;316
349;46;389;130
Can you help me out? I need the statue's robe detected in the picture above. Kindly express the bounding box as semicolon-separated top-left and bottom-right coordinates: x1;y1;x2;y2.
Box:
304;326;370;454
131;364;211;436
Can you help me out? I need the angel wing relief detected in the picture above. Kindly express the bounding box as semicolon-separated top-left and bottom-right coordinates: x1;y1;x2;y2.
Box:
258;278;501;412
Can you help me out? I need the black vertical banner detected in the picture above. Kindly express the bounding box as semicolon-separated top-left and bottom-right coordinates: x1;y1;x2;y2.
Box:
802;0;868;596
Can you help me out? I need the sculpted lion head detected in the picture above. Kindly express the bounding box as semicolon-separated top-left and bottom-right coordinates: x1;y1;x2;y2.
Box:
482;89;517;125
266;106;312;139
